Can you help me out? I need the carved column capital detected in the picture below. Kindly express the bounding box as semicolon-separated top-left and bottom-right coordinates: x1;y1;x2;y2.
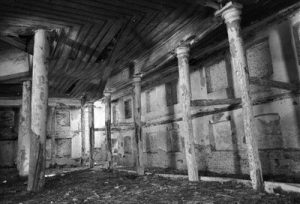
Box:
176;44;190;58
133;74;142;83
215;1;242;24
103;90;112;97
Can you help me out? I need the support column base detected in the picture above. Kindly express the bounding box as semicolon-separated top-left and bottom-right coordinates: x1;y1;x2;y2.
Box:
137;166;145;176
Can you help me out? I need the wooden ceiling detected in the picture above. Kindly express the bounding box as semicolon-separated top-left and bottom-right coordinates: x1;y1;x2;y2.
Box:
0;0;298;101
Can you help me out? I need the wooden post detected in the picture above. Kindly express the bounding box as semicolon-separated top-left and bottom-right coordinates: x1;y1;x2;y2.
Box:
133;62;144;175
216;1;264;191
49;107;56;167
104;91;113;169
176;45;199;181
17;80;31;177
88;103;95;168
80;98;86;166
28;29;50;192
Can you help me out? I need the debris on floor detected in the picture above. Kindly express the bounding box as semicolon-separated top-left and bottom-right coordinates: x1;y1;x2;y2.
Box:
1;167;300;204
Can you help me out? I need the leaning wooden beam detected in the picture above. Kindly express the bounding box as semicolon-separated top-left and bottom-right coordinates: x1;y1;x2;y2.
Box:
133;61;144;175
191;98;241;107
250;77;300;91
88;103;95;168
27;29;50;192
176;45;199;181
104;91;113;169
17;81;31;177
216;2;264;191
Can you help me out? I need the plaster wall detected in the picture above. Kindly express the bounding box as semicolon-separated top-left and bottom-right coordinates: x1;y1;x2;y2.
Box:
0;101;85;168
0;44;30;80
102;12;300;180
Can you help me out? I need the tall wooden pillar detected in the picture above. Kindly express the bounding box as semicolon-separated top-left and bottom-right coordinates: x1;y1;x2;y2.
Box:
104;91;113;169
80;98;86;166
133;63;144;175
88;103;95;168
28;29;50;192
48;106;56;167
17;80;31;177
176;45;199;182
216;2;264;191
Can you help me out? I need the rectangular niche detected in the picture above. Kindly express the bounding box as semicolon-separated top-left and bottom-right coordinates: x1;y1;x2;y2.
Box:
124;136;132;154
56;138;72;158
124;99;132;119
206;59;228;93
211;120;233;151
166;123;181;152
143;132;157;153
246;39;273;94
255;113;283;149
56;110;70;127
0;110;15;139
112;138;118;154
166;80;178;106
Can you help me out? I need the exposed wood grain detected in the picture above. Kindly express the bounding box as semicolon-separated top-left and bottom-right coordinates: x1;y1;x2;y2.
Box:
28;30;50;192
176;45;198;182
218;2;263;191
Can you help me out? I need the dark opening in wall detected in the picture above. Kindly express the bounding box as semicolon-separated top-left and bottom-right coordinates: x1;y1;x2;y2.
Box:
166;80;178;106
146;89;152;113
124;99;132;119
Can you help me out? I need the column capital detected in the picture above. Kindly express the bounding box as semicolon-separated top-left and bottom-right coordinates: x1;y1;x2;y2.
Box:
86;102;94;108
215;1;242;24
104;90;113;97
133;72;142;82
133;74;142;83
176;45;190;58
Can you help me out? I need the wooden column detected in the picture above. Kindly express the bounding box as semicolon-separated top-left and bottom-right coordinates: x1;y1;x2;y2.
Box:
49;107;56;167
80;98;86;166
28;29;50;192
88;103;95;168
133;63;144;175
17;80;31;177
104;91;113;169
216;2;264;191
176;45;199;181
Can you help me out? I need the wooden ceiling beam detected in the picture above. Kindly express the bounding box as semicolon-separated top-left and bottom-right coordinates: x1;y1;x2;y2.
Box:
194;0;220;10
0;36;28;53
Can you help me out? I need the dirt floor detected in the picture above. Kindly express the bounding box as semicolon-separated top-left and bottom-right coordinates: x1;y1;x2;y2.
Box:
1;167;300;204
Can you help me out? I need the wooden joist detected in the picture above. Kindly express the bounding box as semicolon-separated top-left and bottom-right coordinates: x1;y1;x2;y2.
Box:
0;36;28;53
191;98;241;107
250;77;300;91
